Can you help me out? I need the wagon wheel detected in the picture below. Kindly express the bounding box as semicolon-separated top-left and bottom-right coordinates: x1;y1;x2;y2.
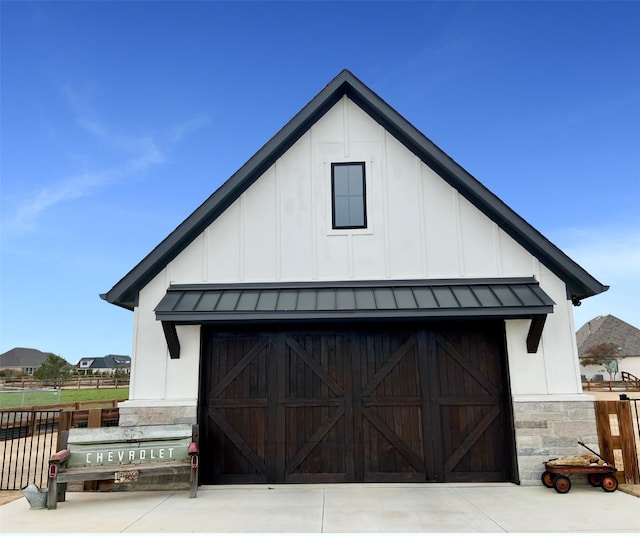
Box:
541;471;554;488
587;473;602;487
553;475;572;494
601;475;618;492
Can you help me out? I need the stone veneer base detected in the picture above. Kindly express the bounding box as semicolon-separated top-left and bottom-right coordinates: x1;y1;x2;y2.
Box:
513;399;598;485
118;403;197;427
117;399;599;486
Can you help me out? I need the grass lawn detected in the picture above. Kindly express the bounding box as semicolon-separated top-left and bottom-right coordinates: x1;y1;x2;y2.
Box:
61;388;129;403
0;388;129;408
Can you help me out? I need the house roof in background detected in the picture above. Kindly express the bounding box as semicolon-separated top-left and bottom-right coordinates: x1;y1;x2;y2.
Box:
0;347;53;368
577;315;640;357
76;354;131;369
102;69;608;311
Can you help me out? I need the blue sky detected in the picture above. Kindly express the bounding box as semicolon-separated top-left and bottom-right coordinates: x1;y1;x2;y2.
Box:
1;1;639;364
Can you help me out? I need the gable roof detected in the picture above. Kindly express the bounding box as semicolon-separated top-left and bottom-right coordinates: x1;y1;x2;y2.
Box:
102;69;608;311
577;315;640;357
0;347;53;368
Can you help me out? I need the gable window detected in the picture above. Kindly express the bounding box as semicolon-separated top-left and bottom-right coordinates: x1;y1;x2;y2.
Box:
332;162;366;229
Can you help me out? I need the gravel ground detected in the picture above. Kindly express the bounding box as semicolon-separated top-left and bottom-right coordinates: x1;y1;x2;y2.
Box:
0;490;22;506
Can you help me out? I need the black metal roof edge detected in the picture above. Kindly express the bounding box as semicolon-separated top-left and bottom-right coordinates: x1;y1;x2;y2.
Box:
102;71;353;310
342;75;608;302
343;77;608;303
157;305;554;324
102;69;607;310
163;277;542;292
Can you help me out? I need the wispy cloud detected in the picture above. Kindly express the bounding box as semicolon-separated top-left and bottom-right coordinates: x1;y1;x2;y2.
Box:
13;139;164;230
59;84;112;141
170;114;212;144
5;83;209;235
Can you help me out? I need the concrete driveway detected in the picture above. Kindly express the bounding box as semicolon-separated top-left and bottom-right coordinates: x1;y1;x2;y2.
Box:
1;483;639;533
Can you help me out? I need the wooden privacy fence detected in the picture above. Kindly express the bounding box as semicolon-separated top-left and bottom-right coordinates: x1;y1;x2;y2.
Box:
5;399;123;413
594;399;640;484
0;405;120;490
583;380;640;392
2;377;129;389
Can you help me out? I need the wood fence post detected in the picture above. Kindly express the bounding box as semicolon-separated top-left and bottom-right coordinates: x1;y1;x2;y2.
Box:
617;401;640;484
595;401;615;466
57;411;72;451
88;408;102;429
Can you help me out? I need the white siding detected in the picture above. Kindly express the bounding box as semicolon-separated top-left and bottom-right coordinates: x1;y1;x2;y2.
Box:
423;167;460;276
126;95;584;404
205;204;241;281
386;134;423;278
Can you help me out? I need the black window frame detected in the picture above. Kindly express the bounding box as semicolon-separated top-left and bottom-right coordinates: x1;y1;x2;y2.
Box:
331;162;367;230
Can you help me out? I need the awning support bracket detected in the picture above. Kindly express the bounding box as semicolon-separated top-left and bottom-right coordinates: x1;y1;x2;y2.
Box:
526;314;546;354
162;321;181;359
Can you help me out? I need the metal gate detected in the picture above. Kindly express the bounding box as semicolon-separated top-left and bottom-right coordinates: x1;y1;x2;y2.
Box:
0;410;60;490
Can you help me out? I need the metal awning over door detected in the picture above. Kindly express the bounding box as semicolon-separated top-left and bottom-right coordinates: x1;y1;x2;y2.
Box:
155;278;554;358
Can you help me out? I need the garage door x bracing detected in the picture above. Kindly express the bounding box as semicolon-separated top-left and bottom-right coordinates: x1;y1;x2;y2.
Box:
200;322;515;484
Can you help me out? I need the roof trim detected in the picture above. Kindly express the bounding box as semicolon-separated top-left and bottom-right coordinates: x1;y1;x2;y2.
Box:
102;70;607;310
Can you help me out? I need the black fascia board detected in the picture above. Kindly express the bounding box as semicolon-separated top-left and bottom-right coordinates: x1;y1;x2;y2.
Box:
102;72;350;310
342;75;608;302
102;69;607;310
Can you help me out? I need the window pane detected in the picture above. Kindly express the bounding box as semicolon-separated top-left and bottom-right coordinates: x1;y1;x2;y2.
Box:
334;197;350;227
348;166;363;195
349;197;364;226
333;166;349;195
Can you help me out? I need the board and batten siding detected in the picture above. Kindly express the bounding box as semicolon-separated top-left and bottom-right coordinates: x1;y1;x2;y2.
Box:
125;95;583;403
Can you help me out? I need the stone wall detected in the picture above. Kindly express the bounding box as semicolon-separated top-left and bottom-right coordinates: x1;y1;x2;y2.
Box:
513;397;598;485
118;404;197;427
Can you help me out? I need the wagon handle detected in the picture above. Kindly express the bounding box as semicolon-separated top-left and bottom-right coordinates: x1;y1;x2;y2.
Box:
578;441;610;465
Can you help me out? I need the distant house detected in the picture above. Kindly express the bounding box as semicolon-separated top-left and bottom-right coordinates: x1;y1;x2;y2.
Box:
0;347;54;376
577;315;640;381
75;354;131;375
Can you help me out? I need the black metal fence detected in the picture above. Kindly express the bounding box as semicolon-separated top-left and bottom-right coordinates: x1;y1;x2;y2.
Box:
0;410;60;490
621;393;640;435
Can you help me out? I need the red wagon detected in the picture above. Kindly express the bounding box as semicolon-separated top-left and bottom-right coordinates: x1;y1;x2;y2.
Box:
541;462;618;494
541;441;618;494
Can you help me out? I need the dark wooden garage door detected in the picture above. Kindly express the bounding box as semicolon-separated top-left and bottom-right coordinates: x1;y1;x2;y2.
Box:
200;322;515;484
